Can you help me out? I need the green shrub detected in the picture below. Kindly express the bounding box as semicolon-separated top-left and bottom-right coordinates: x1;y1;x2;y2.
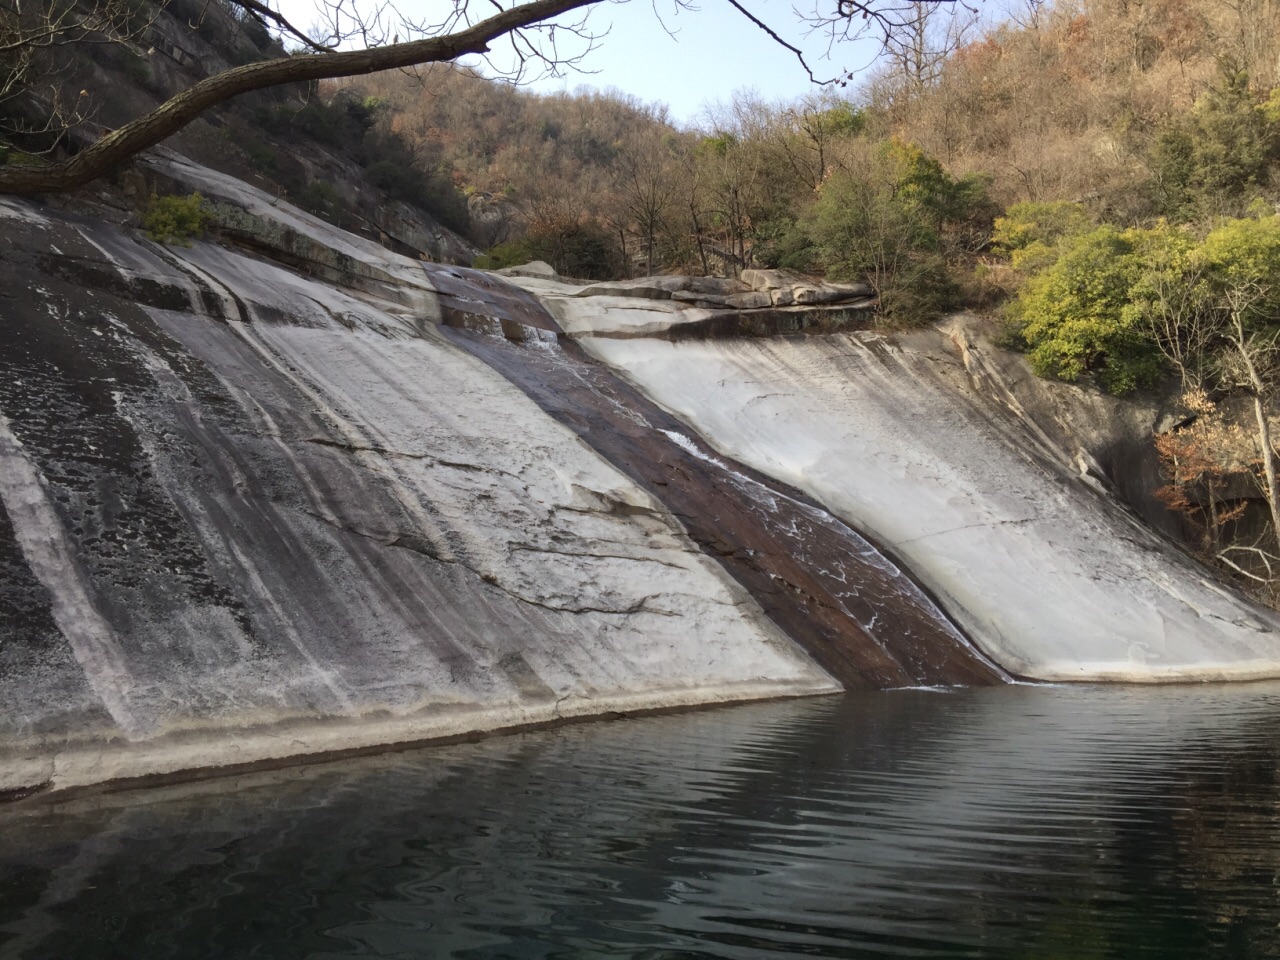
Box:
992;201;1094;272
474;239;538;271
474;221;622;280
1009;214;1280;394
1009;225;1162;394
1199;214;1280;296
122;51;152;87
256;93;377;152
241;137;279;174
0;146;48;168
752;216;814;272
1148;70;1279;220
535;221;622;280
142;192;209;245
801;138;982;324
365;159;423;201
293;180;342;223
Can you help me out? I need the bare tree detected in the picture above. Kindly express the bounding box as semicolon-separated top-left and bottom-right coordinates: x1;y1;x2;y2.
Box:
1154;388;1251;559
0;0;600;193
0;0;172;138
1137;249;1216;389
694;125;769;275
1000;0;1049;32
0;0;975;195
1154;271;1280;565
613;126;681;274
772;91;861;191
817;0;980;99
1216;280;1280;549
1214;0;1280;88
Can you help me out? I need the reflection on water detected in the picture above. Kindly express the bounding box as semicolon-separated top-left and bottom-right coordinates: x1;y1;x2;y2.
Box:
3;684;1280;959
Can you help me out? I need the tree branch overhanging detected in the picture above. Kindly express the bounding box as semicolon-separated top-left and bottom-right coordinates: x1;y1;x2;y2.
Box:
0;0;977;195
721;0;820;83
0;0;602;194
226;0;336;53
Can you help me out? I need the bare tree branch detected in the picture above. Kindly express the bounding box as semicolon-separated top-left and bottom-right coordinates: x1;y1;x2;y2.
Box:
0;0;971;194
224;0;335;52
721;0;821;82
0;0;602;193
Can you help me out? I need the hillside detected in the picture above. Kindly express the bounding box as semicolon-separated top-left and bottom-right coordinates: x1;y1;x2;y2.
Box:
0;0;477;262
329;0;1280;283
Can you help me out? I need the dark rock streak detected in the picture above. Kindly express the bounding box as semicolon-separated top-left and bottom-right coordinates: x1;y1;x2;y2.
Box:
425;264;1009;690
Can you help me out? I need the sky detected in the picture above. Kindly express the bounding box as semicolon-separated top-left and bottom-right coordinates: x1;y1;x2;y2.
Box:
509;0;885;124
276;0;887;124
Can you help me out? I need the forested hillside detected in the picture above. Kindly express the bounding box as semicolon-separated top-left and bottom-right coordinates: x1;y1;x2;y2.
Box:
338;0;1280;301
0;0;478;259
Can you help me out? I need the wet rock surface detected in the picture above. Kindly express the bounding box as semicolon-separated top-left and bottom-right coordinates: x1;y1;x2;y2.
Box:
7;153;1280;800
428;275;1004;689
584;330;1280;681
0;200;835;798
409;266;1001;688
394;263;999;690
425;263;560;337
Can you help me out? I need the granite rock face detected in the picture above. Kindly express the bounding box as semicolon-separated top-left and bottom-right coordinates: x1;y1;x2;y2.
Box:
6;153;1280;801
739;268;875;306
425;273;1006;692
507;272;875;341
0;195;839;798
557;269;875;312
577;328;1280;682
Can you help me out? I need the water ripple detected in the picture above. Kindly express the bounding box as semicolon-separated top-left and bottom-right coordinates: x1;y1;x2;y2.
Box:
3;684;1280;959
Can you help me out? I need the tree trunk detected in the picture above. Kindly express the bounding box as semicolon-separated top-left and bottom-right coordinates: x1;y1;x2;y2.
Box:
0;0;598;195
1250;392;1280;548
1230;312;1280;548
617;226;629;279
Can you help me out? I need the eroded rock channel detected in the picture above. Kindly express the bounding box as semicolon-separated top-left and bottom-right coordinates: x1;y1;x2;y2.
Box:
425;263;1007;690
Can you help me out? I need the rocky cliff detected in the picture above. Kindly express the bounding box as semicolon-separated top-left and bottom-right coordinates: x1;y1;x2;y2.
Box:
3;156;1280;802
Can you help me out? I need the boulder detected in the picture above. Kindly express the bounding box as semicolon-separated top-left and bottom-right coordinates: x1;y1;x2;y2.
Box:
495;260;559;280
740;268;802;291
574;277;685;300
671;290;735;308
742;268;874;305
685;276;749;297
726;291;776;310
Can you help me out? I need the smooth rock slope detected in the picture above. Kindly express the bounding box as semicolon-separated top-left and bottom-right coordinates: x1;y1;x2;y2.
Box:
427;267;1006;690
8;149;1280;800
0;197;838;799
563;318;1280;682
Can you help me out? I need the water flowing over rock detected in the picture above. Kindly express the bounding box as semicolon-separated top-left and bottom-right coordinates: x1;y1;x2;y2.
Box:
4;156;1280;800
422;267;1005;690
0;194;838;799
542;295;1280;682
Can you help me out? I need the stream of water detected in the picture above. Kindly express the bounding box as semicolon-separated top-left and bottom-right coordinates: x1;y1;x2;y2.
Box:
3;684;1279;959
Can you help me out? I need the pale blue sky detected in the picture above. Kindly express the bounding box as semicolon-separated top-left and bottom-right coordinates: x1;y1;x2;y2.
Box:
277;0;886;124
510;0;883;124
